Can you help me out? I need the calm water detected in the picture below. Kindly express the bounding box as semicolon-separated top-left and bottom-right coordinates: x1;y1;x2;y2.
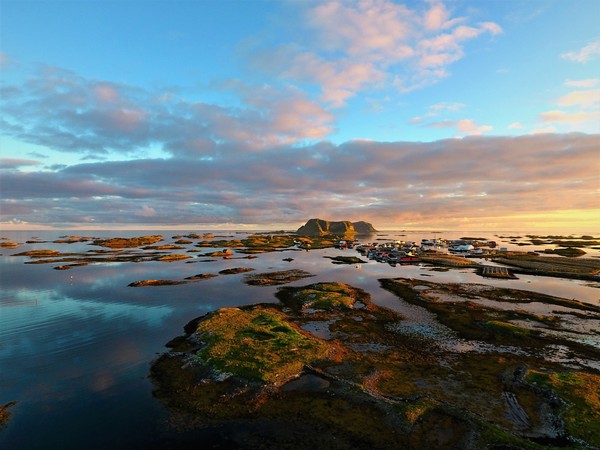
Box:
0;230;598;449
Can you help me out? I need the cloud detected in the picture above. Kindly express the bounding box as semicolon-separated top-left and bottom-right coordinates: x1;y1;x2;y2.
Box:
508;122;522;130
409;101;467;127
0;158;42;169
565;78;599;88
533;85;600;134
2;133;596;228
0;66;335;158
556;89;600;108
561;38;600;63
540;109;600;124
428;101;466;113
248;0;502;104
426;118;492;135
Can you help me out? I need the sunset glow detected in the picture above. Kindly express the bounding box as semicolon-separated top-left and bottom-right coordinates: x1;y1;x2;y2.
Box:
1;1;598;232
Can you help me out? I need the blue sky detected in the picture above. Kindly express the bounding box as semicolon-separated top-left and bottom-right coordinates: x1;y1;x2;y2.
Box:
1;0;599;231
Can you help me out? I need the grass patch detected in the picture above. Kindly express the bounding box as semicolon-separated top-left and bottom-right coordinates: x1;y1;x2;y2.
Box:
278;282;364;312
484;320;532;337
526;370;600;446
194;307;329;384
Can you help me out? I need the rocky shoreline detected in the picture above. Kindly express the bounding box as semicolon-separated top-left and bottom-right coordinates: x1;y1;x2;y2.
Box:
151;279;599;449
3;231;599;448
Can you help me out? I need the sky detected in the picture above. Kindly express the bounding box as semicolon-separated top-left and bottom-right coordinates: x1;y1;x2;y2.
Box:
1;0;599;232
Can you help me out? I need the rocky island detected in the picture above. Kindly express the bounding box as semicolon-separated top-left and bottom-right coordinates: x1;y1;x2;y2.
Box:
296;218;377;237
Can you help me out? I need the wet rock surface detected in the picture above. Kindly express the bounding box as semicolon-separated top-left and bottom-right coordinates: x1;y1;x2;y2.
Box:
243;269;315;286
151;280;600;449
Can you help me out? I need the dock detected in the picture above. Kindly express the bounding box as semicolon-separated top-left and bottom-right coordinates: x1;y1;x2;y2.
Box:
480;265;517;279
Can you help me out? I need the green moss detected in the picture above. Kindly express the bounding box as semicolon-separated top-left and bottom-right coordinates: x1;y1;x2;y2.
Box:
243;269;315;286
282;282;361;311
526;370;600;446
194;307;329;384
484;320;532;336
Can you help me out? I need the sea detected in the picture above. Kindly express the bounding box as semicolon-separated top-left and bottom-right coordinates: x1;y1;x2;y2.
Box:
0;229;598;449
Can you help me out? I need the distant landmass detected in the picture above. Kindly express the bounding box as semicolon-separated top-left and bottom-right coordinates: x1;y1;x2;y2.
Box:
296;218;377;236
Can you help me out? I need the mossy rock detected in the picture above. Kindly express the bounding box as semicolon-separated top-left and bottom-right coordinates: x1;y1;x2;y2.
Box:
128;279;188;287
484;320;533;337
92;235;163;248
0;242;20;248
526;370;600;446
218;267;255;275
545;247;586;257
13;249;61;257
155;254;192;262
243;269;315;286
192;307;330;384
0;401;17;431
325;256;367;265
277;282;368;312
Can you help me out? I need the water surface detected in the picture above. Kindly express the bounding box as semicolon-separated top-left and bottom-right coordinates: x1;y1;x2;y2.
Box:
0;229;598;449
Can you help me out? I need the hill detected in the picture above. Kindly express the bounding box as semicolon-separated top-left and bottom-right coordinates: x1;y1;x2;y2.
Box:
296;218;377;237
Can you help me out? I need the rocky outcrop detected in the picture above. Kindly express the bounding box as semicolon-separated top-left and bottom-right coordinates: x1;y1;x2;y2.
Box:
296;218;377;237
352;221;378;234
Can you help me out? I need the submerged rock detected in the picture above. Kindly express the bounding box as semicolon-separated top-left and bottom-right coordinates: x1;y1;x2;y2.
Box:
218;267;255;275
128;279;188;287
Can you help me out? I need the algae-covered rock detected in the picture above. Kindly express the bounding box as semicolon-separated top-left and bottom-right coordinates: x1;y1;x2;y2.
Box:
325;256;367;265
243;269;315;286
128;279;188;287
92;235;163;248
154;253;192;262
185;273;218;280
525;370;600;446
0;401;17;431
277;282;368;312
190;307;330;384
13;249;61;257
218;267;255;275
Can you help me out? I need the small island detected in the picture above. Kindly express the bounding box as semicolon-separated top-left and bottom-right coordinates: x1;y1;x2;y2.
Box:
296;218;377;237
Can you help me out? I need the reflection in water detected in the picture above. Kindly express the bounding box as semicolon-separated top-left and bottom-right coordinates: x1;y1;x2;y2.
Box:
0;229;598;449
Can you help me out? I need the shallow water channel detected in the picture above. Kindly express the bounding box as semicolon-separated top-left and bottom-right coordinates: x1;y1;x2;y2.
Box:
0;229;598;449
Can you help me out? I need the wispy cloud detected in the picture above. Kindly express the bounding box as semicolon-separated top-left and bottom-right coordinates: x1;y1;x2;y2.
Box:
538;86;600;133
561;38;600;63
565;78;599;88
248;0;502;104
0;66;335;158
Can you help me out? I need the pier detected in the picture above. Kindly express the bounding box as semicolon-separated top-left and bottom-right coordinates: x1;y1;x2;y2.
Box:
480;265;517;279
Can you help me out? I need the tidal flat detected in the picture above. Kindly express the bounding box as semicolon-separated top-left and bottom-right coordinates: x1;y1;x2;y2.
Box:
0;230;598;449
